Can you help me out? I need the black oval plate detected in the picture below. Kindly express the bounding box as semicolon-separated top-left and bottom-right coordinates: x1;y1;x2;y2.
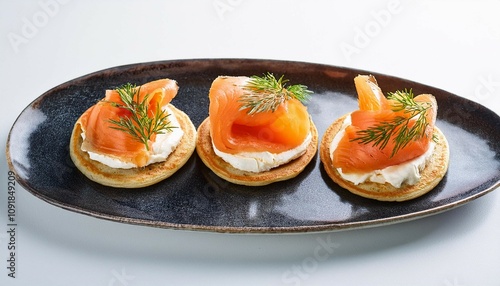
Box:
6;59;500;233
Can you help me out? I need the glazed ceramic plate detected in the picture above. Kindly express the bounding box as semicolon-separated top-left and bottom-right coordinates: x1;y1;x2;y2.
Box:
6;59;500;233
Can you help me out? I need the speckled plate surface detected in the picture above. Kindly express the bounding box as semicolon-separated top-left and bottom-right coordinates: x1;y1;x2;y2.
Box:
6;59;500;233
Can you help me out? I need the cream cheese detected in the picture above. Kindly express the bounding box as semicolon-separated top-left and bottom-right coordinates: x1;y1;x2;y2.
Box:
81;106;184;169
329;115;435;188
213;132;312;173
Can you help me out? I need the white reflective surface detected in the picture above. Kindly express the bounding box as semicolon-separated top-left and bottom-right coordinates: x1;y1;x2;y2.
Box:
1;1;499;285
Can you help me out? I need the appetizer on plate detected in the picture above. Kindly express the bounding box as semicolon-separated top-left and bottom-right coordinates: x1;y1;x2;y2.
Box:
70;79;196;188
196;73;318;186
320;75;449;201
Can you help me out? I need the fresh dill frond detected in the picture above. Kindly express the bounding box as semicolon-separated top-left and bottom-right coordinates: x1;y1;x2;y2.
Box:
351;89;435;157
239;73;312;115
105;83;175;151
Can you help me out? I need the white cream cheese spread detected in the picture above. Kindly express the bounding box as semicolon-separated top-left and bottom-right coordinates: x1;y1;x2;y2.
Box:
329;115;435;188
81;106;184;169
213;132;312;173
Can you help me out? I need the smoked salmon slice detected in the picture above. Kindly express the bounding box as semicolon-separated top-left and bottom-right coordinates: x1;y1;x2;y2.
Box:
332;75;437;173
79;79;178;167
209;76;311;154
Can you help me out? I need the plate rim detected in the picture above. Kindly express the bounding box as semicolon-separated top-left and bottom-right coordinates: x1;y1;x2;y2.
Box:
6;58;500;234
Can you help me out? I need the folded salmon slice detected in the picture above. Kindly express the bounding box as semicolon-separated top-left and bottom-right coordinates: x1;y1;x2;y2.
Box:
209;76;310;154
332;75;437;173
79;79;178;167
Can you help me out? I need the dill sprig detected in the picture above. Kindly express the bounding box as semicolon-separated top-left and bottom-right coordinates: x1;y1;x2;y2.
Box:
351;89;434;157
239;73;312;115
105;83;175;151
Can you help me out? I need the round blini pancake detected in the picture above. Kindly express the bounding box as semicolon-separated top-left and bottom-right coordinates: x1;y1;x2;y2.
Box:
69;104;196;188
196;117;318;186
320;114;450;202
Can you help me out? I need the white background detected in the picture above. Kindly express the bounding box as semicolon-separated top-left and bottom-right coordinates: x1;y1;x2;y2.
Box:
1;0;500;285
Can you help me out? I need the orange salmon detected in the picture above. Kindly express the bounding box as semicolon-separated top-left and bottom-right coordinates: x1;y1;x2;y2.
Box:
333;75;437;173
79;79;178;167
209;76;310;154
